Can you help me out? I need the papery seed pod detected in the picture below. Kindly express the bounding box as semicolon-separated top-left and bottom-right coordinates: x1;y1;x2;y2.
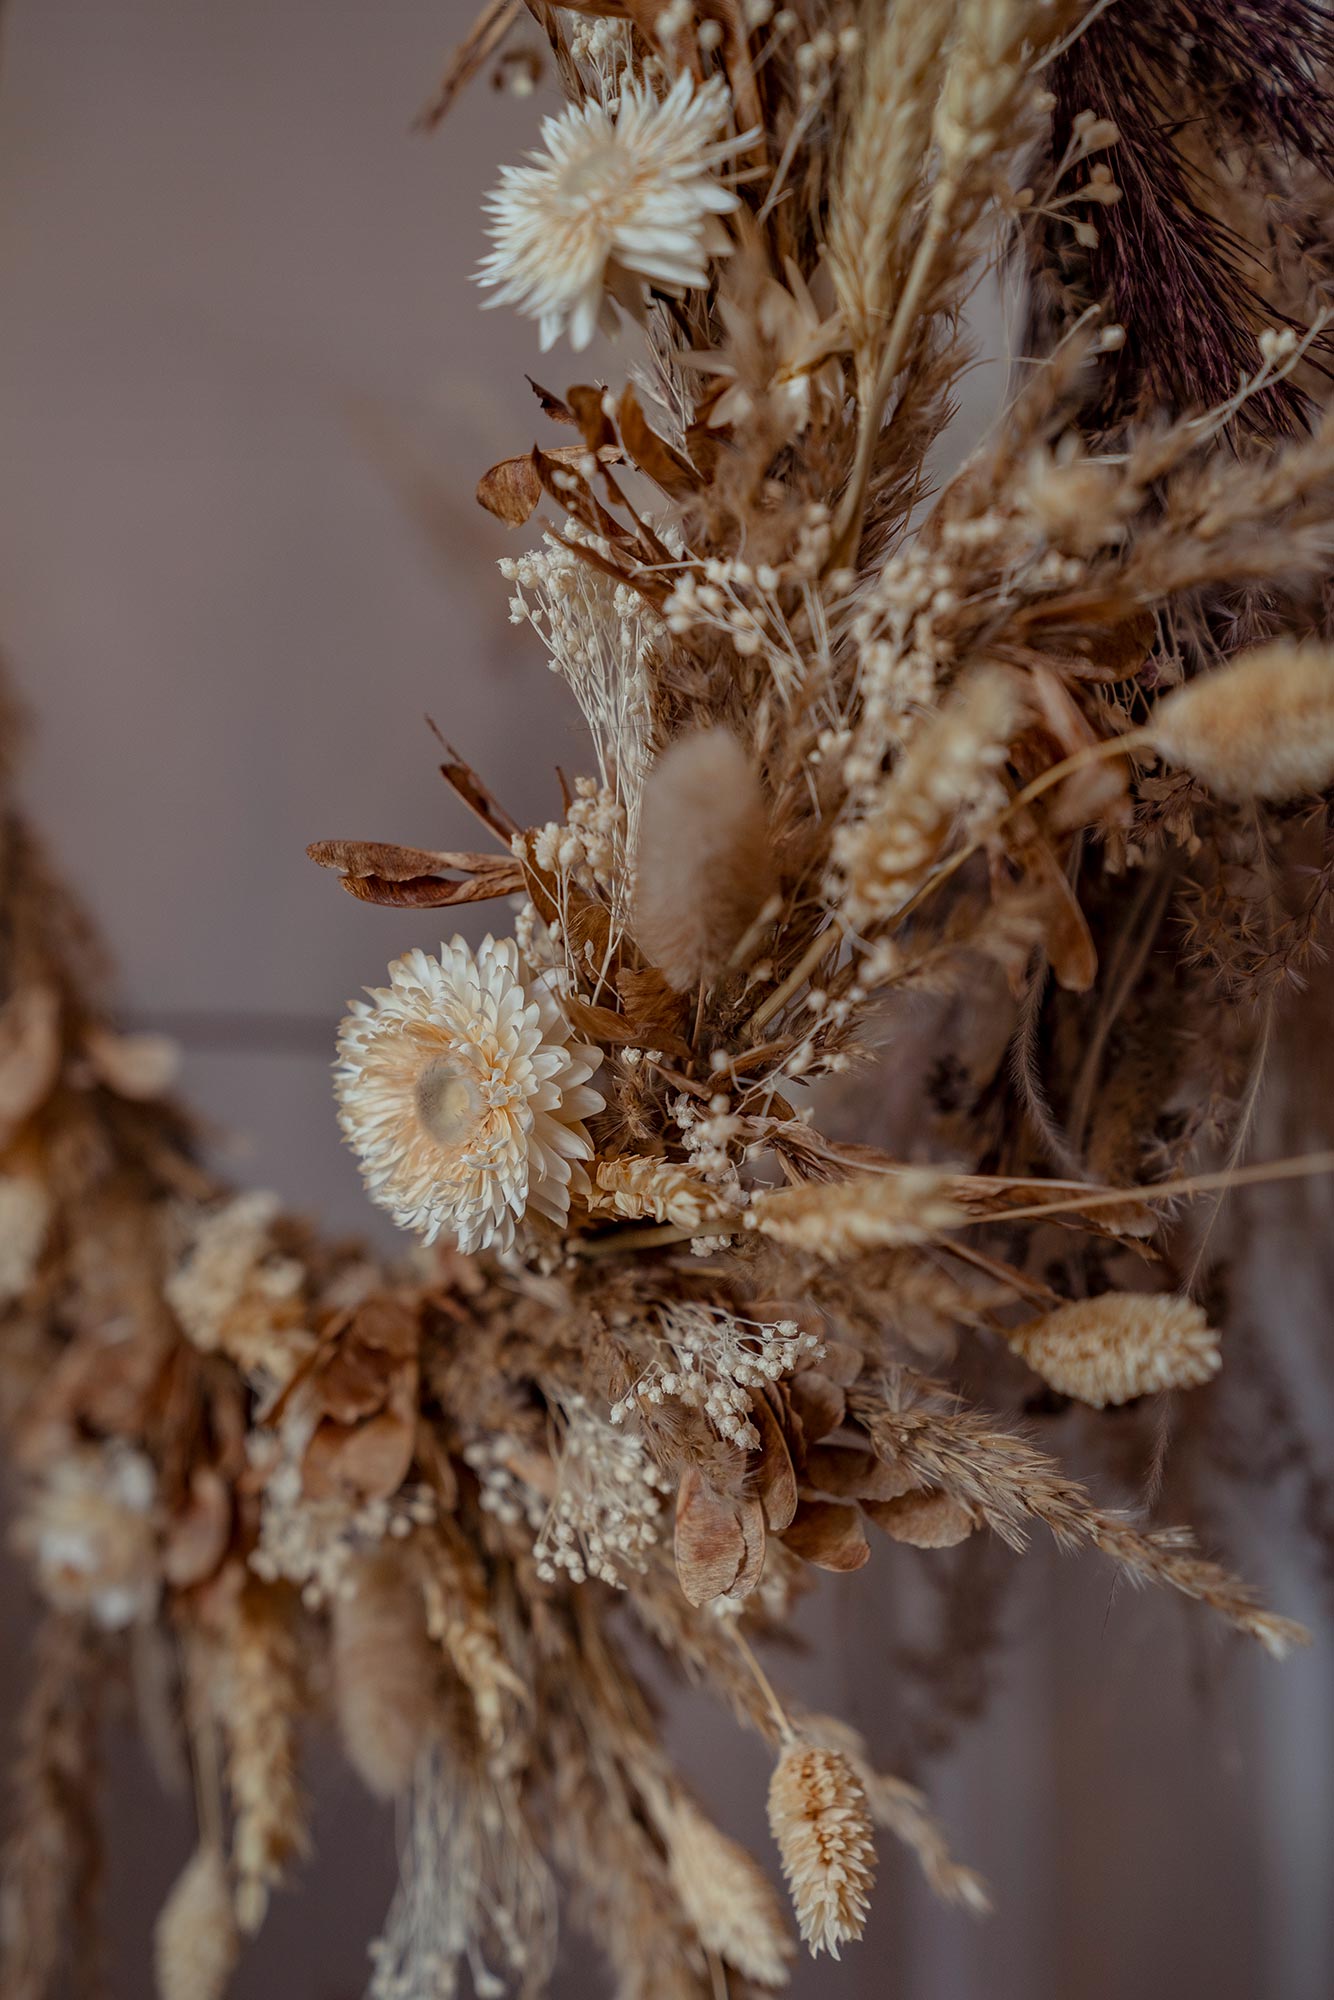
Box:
1148;642;1334;801
633;728;775;991
1007;1292;1220;1408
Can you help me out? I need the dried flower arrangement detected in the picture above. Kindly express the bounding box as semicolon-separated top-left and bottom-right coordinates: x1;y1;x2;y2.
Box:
5;2;1334;1995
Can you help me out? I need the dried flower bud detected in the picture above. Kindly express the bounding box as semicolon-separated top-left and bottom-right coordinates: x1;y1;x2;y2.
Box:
634;728;775;991
767;1742;876;1958
747;1171;962;1258
1007;1293;1220;1408
1149;642;1334;801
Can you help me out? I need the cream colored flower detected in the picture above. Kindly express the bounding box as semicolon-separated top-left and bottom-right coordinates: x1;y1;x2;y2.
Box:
335;936;603;1254
478;72;742;351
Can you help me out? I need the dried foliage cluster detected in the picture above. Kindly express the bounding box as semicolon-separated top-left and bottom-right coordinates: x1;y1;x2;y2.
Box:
6;3;1334;1995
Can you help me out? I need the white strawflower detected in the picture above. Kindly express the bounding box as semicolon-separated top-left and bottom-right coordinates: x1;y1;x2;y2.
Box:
335;936;603;1254
478;72;742;351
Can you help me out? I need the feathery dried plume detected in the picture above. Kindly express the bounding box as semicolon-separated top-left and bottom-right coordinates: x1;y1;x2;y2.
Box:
827;0;952;404
767;1742;876;1960
478;73;742;350
153;1847;239;2000
1149;641;1334;802
835;672;1018;928
1007;1293;1221;1408
851;1384;1309;1658
419;1528;526;1749
661;1795;794;1989
748;1172;964;1258
332;1552;439;1799
634;728;775;992
335;936;603;1251
220;1586;308;1935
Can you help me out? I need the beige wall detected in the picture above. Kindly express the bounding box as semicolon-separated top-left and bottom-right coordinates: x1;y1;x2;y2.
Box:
0;4;1329;1996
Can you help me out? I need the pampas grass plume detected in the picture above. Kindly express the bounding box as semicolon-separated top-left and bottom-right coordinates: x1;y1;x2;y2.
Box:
154;1846;239;2000
1007;1292;1220;1407
633;728;774;991
663;1795;794;1988
333;1552;438;1799
1149;641;1334;801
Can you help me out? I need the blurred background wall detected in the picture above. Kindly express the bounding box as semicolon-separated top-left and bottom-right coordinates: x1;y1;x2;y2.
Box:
0;4;1330;1996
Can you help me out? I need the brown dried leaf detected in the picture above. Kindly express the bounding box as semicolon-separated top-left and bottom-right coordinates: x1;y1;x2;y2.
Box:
803;1443;917;1504
303;1408;415;1504
617;386;700;498
308;840;517;885
749;1394;798;1532
675;1465;745;1605
414;0;523;132
781;1499;870;1572
340;871;521;910
615;965;690;1048
732;1493;768;1597
527;378;575;425
163;1467;233;1591
476;451;543;526
436;742;521;841
566;384;618;454
1005;836;1097;994
785;1371;846;1445
866;1489;975;1549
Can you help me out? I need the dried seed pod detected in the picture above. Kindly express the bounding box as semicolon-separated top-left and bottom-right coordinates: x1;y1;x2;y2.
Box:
1007;1292;1220;1408
1148;641;1334;801
767;1742;876;1959
865;1488;975;1549
633;728;774;991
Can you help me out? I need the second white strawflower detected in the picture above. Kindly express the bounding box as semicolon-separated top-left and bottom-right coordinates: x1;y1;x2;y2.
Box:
478;72;743;351
335;936;603;1254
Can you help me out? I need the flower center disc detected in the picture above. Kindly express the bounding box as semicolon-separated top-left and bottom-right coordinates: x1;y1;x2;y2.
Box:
414;1057;482;1151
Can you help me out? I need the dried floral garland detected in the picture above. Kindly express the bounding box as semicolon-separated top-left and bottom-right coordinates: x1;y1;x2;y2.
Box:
6;3;1334;1996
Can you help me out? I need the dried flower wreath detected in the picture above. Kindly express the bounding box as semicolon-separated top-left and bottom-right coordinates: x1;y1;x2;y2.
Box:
5;3;1334;1996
